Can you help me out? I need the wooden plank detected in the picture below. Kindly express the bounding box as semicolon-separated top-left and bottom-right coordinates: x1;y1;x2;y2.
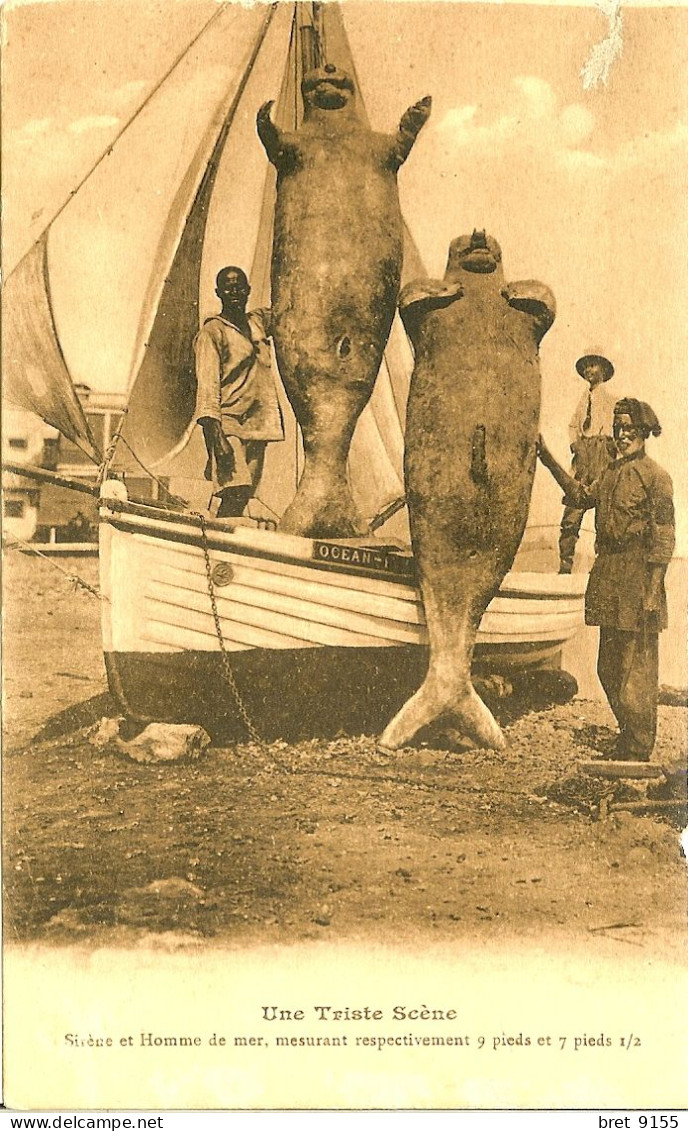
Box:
2;461;97;496
578;760;665;779
609;799;687;813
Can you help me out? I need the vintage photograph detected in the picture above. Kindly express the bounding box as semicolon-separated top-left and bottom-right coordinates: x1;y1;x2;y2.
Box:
2;0;687;1112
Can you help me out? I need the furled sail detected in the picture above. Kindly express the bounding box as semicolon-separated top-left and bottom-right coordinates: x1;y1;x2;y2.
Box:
243;6;312;511
250;3;323;310
2;234;99;461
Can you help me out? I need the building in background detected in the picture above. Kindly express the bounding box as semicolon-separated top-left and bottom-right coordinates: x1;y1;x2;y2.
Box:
1;407;54;542
3;386;171;545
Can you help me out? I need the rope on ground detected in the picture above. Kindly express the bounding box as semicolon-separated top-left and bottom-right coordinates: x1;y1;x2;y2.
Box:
209;746;555;797
3;533;106;600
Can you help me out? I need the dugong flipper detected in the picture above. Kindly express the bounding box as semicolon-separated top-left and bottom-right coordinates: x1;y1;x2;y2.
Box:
380;230;555;751
257;67;431;538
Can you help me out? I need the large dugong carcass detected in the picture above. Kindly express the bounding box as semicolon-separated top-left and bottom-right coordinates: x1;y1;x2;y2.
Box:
257;64;431;538
380;230;556;751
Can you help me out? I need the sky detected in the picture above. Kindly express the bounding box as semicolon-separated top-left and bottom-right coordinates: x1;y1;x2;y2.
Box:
2;0;687;547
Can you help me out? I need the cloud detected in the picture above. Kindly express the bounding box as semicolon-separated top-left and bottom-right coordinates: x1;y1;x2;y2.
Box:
557;147;606;172
106;80;148;112
68;115;120;135
559;104;596;148
438;104;478;139
613;121;688;171
435;75;686;182
436;76;600;171
12;116;53;142
513;75;558;120
8;82;143;153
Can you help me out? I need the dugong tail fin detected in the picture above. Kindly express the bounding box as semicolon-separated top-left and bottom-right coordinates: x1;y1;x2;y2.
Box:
379;673;506;753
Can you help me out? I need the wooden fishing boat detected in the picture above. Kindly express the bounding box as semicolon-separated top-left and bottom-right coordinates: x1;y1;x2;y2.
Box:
3;1;586;740
97;482;585;738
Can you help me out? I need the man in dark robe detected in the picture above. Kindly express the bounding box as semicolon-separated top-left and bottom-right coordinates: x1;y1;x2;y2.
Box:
539;398;675;760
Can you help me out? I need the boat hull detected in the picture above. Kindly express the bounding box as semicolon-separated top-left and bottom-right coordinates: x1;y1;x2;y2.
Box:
99;500;586;737
105;645;429;740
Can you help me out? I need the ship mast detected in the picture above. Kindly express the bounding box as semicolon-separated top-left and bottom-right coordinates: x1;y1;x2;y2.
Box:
300;2;326;72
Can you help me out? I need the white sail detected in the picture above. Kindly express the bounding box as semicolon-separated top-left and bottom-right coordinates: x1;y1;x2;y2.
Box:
120;4;279;471
3;2;424;536
1;2;240;471
2;234;99;461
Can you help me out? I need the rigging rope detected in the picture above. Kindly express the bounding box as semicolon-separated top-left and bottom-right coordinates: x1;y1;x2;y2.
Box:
2;533;105;600
6;3;234;282
312;2;327;66
115;436;187;509
248;495;281;524
97;408;128;486
61;433;104;466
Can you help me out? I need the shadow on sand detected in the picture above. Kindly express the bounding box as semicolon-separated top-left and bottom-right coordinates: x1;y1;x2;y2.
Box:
25;669;579;751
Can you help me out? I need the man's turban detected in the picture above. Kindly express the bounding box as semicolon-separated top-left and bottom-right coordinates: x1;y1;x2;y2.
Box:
614;398;662;438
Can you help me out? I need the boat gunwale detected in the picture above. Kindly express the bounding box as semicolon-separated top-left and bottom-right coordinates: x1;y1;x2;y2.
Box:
100;500;588;602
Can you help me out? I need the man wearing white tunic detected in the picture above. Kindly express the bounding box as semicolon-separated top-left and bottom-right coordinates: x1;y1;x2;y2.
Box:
194;266;284;517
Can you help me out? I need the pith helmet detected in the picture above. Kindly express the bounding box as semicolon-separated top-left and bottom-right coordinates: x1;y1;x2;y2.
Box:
575;352;614;381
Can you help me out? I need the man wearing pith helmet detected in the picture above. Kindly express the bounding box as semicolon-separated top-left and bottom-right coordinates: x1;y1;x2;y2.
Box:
558;350;617;574
539;398;675;761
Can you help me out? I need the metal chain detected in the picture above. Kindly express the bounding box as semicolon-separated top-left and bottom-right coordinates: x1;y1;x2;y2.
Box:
194;514;263;744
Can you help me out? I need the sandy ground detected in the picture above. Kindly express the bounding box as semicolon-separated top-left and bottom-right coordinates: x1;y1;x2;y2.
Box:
2;550;686;953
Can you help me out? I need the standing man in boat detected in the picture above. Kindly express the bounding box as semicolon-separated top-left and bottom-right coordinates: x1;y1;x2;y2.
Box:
538;399;675;761
194;266;284;518
558;351;617;573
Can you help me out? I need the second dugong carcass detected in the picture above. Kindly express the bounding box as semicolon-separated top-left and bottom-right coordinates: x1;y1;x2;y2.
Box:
380;230;556;752
257;64;431;538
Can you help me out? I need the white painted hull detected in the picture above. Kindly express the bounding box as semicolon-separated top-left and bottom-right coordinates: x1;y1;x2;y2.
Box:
98;500;586;737
100;502;585;659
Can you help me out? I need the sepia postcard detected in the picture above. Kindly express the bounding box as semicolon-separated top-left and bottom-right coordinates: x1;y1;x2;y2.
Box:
2;0;687;1113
